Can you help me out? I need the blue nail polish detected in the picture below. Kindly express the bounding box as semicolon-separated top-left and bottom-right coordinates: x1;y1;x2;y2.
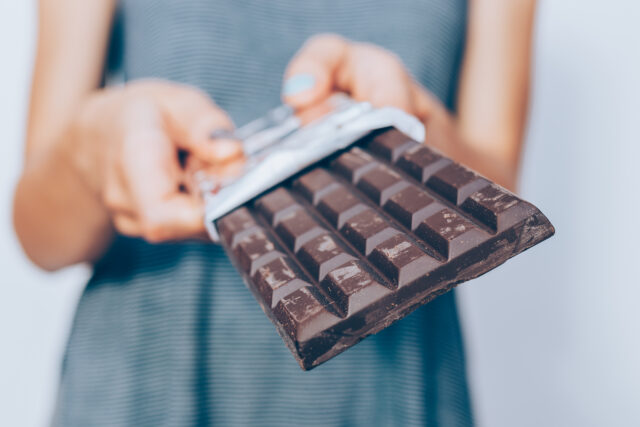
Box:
282;74;316;96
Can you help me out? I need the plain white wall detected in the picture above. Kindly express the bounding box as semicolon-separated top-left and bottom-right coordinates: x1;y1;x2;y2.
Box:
0;1;638;427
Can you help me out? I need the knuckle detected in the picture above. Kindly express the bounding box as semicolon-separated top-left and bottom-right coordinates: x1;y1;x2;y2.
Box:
113;219;135;237
174;83;211;105
102;174;127;211
200;108;230;126
141;221;166;243
306;33;346;49
138;209;164;241
126;79;213;111
103;190;121;211
120;94;157;121
127;78;179;95
363;44;404;66
127;78;161;91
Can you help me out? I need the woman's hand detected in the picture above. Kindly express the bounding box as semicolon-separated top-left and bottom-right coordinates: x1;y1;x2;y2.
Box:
63;80;242;242
282;34;442;123
281;34;521;190
281;34;459;170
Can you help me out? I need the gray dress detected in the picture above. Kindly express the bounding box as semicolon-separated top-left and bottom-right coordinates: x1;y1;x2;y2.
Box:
53;1;472;426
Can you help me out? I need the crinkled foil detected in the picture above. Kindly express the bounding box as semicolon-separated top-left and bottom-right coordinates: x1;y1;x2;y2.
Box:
199;95;425;241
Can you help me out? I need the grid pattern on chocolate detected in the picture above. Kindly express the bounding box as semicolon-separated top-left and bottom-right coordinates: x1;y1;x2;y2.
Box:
216;128;554;370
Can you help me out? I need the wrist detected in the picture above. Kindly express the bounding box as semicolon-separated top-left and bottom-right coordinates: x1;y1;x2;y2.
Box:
64;89;117;197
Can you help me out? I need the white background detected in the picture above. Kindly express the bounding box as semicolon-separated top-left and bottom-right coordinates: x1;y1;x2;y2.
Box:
1;1;638;426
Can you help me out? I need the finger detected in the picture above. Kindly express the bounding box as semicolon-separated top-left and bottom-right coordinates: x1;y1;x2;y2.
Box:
163;88;242;164
130;80;243;164
283;36;415;114
112;212;141;237
346;43;414;113
116;197;204;242
103;174;135;215
120;107;206;242
139;195;205;242
181;153;247;197
282;34;350;109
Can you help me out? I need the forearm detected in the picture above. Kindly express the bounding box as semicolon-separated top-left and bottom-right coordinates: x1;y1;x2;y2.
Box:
454;0;536;191
14;139;113;271
14;0;119;270
442;136;518;191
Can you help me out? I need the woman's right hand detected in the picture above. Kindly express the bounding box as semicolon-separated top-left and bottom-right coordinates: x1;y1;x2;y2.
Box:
65;80;243;242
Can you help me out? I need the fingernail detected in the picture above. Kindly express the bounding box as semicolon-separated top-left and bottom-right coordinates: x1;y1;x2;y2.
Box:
282;74;316;96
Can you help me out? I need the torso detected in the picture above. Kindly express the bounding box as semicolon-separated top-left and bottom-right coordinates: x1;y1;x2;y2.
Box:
54;1;473;426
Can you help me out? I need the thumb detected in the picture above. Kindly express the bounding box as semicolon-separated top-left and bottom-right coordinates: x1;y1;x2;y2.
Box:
170;106;242;164
282;34;350;109
138;81;243;164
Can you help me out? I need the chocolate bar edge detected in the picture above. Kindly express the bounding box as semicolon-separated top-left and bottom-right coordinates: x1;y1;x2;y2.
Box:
219;207;554;370
215;127;556;370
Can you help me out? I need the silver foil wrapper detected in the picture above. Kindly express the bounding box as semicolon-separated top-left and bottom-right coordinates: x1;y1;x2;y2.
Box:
199;95;425;242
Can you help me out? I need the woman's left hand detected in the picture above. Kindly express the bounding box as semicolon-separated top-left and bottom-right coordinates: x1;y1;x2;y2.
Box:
282;34;446;125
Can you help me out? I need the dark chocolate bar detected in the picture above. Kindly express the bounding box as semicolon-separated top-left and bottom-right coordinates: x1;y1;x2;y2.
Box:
216;128;554;370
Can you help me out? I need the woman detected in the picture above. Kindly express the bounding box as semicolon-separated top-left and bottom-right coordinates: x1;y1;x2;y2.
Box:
14;0;535;425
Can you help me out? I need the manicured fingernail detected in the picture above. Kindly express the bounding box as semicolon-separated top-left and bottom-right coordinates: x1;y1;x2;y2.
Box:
282;74;316;96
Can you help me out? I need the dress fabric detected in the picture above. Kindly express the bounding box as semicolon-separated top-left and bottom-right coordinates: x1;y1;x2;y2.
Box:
52;1;473;426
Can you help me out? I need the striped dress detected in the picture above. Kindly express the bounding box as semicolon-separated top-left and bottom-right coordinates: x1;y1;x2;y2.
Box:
52;1;473;426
